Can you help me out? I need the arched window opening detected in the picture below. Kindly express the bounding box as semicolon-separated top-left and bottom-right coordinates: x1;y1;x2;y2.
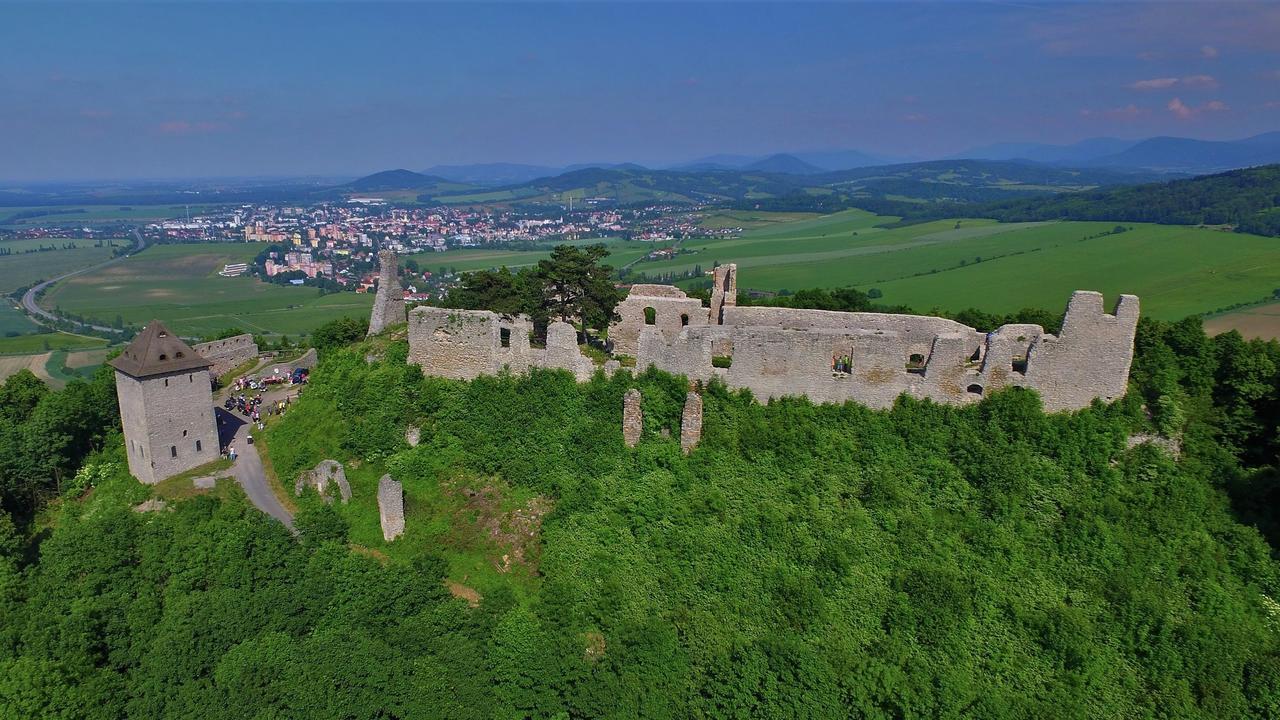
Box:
643;307;657;325
195;440;203;452
170;445;178;458
966;384;984;396
680;313;689;327
158;354;167;361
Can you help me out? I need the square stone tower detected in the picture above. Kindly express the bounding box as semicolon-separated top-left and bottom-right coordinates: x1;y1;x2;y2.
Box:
108;320;220;485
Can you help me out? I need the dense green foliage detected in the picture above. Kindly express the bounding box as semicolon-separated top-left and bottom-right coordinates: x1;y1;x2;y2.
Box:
6;309;1280;716
443;243;623;341
0;367;118;518
977;165;1280;237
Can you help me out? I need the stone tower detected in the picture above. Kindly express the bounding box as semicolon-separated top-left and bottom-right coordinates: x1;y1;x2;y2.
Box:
368;249;406;336
108;320;219;485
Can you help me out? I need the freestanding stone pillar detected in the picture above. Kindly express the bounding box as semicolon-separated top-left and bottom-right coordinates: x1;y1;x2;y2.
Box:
377;474;404;542
680;392;703;454
623;389;643;447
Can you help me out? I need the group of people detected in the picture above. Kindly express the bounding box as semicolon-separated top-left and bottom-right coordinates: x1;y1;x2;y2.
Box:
217;374;303;462
832;354;853;374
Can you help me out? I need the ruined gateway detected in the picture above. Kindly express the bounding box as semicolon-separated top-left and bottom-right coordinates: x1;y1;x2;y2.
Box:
405;264;1139;413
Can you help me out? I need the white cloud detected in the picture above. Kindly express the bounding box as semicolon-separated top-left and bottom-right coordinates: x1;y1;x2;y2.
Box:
1201;44;1219;58
1131;77;1179;90
1130;75;1218;91
1167;97;1229;119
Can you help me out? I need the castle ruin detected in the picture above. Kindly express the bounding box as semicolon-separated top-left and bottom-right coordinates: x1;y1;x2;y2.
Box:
192;333;258;378
368;249;407;336
400;263;1138;413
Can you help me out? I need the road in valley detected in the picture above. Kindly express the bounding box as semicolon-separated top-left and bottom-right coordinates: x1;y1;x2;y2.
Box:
20;228;145;333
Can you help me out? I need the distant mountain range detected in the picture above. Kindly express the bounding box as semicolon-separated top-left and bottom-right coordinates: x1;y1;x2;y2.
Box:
956;132;1280;174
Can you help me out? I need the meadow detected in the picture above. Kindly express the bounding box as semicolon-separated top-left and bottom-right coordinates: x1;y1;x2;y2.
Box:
419;237;649;274
625;209;1280;321
41;243;373;338
0;204;231;227
0;240;120;293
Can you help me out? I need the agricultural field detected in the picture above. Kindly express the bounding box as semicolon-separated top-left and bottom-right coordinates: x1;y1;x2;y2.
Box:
0;331;109;355
41;243;373;338
0;240;120;293
1204;301;1280;341
417;237;648;274
630;209;1280;321
0;352;53;386
0;204;230;227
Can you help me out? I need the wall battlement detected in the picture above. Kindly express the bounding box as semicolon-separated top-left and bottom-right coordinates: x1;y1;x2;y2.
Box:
192;333;258;378
404;263;1138;413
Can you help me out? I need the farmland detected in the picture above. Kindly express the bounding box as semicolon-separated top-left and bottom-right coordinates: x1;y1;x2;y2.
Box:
40;243;373;338
0;204;233;227
0;240;120;294
420;237;648;274
625;209;1280;320
1205;301;1280;341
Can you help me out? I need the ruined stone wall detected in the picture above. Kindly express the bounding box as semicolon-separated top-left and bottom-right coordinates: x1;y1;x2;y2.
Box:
708;263;737;325
680;392;702;454
408;306;595;381
623;389;642;447
368;250;406;336
609;284;708;357
115;368;219;485
192;334;258;378
378;474;405;542
635;290;1137;411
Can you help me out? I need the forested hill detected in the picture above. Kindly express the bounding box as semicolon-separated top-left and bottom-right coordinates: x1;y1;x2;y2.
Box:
975;164;1280;236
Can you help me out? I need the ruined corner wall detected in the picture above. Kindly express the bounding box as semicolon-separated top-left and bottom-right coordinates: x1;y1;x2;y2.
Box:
1023;292;1139;412
368;250;406;336
378;474;405;542
708;264;737;325
408;306;596;381
636;290;1139;412
610;284;708;357
192;334;258;378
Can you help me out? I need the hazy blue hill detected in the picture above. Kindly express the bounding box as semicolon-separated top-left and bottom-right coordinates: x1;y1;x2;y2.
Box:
343;169;452;192
421;163;562;186
957;137;1138;164
1087;132;1280;173
742;153;826;174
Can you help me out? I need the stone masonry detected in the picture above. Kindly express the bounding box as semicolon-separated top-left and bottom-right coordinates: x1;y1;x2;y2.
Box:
368;249;407;336
192;334;258;378
377;474;405;542
406;262;1139;414
295;459;351;503
623;389;643;447
680;392;703;454
406;306;595;381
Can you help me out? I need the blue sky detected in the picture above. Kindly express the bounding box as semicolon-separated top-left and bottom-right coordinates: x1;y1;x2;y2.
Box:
2;1;1278;181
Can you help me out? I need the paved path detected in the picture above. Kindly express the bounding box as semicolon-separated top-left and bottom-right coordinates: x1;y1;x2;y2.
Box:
21;228;145;333
217;385;301;531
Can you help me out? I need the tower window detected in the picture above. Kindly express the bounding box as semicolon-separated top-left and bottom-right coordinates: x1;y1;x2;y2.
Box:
195;440;202;452
500;327;511;347
164;378;169;386
170;445;177;458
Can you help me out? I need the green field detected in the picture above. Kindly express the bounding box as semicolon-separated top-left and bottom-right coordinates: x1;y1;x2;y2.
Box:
0;241;120;293
41;243;373;338
0;331;109;355
0;204;229;227
418;237;649;274
627;209;1280;320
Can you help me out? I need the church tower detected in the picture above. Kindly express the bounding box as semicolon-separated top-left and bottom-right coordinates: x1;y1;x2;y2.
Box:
108;320;220;484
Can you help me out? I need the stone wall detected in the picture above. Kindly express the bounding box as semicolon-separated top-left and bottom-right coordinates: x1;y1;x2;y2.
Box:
708;263;737;325
623;389;642;447
408;272;1138;414
368;249;407;336
635;290;1138;412
295;459;351;503
115;368;220;485
407;306;596;381
192;334;258;378
609;284;709;357
680;392;702;454
378;474;405;542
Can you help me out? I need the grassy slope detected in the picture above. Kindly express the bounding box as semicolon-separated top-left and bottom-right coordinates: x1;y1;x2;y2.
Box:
41;243;374;337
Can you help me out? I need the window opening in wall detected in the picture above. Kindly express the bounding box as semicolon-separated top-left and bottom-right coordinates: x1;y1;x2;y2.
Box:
189;374;193;382
1011;356;1028;375
966;384;984;396
182;429;188;437
969;347;982;363
906;353;926;374
680;314;689;327
643;307;657;325
500;328;511;348
196;440;202;452
164;378;169;386
170;445;177;458
832;350;853;376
